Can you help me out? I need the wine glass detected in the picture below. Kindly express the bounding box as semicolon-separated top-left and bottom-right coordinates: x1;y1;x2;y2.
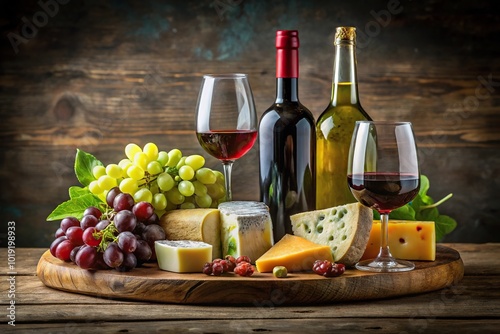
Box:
347;121;420;272
195;74;258;202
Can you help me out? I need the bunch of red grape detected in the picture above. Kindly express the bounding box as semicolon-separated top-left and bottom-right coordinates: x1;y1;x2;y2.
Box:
312;260;345;277
50;187;166;271
203;255;254;277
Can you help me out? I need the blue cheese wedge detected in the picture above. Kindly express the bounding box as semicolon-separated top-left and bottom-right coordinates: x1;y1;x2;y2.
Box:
218;201;274;263
290;203;373;267
155;240;212;273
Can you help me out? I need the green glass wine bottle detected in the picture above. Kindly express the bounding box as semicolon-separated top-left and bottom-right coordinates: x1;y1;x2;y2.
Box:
316;26;372;209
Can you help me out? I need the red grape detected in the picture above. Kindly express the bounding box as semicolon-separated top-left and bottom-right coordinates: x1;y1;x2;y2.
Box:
117;252;137;272
114;210;137;233
132;202;154;221
66;226;84;246
80;215;98;229
55;240;74;262
75;245;98;270
106;187;122;207
50;236;67;257
113;193;134;212
134;239;152;265
70;245;82;263
312;260;345;277
83;206;102;219
117;231;137;253
103;243;124;268
144;212;159;225
95;219;111;231
234;262;254;277
82;227;102;247
54;227;65;238
60;217;80;233
142;224;166;245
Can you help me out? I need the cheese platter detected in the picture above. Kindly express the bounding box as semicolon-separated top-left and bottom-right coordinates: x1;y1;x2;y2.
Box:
37;245;463;305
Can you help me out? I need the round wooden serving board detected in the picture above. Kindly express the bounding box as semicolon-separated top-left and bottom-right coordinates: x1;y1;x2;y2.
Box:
37;245;464;305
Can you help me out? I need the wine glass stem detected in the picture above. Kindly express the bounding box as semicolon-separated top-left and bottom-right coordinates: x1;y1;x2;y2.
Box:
222;161;233;202
378;213;392;259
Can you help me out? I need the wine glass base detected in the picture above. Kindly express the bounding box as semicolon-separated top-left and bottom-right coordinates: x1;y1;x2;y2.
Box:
355;258;415;273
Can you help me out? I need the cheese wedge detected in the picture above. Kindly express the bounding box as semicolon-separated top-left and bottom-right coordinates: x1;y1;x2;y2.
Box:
159;209;221;260
290;203;373;267
361;220;436;261
155;240;212;273
255;234;333;273
218;201;274;263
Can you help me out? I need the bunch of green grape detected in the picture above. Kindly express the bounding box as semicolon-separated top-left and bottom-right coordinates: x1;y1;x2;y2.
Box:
88;143;226;217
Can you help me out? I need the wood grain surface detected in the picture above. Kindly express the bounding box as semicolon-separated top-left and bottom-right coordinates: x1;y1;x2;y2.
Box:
36;245;464;305
0;0;499;247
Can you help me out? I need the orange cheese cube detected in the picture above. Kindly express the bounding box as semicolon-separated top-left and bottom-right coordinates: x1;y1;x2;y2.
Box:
361;220;436;261
255;234;333;273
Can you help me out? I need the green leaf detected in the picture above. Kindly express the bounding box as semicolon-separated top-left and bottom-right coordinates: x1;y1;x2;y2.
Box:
417;206;439;222
389;204;416;220
69;186;89;199
46;194;102;221
418;175;433;205
74;149;103;187
435;215;458;241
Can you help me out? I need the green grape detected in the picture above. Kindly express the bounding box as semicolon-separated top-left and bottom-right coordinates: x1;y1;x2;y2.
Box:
143;142;159;161
195;168;216;184
178;180;195;197
157;172;175;191
97;175;117;191
119;178;138;195
214;170;225;185
149;182;159;195
106;164;123;179
127;165;145;181
118;158;132;169
157;151;169;166
175;175;181;182
193;180;207;196
165;200;177;211
183;195;195;203
185;155;205;171
206;183;226;200
147;161;163;175
180;202;196;209
134;152;149;170
125;143;142;161
178;165;194;181
134;188;153;203
166;188;185;205
89;180;103;195
176;156;186;169
152;193;167;210
166;149;182;167
92;165;106;179
195;194;212;208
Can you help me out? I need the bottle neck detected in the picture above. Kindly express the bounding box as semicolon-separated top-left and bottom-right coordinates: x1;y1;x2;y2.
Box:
331;41;360;106
275;78;299;102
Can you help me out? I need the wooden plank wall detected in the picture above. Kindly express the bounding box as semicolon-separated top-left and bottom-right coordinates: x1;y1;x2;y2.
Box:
0;0;499;247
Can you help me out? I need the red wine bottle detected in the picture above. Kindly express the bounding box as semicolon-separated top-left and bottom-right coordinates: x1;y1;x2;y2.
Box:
259;30;316;243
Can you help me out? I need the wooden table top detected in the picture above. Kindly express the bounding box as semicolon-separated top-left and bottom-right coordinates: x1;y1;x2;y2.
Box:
1;244;499;333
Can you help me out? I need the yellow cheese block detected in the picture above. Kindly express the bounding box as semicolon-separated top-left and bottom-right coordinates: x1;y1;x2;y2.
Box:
155;240;212;273
255;234;334;273
361;220;436;261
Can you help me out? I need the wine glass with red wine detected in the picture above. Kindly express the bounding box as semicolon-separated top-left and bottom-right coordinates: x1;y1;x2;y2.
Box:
347;121;420;272
195;74;258;202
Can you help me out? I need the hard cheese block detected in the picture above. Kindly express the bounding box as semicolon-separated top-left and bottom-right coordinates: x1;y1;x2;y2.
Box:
255;234;333;273
361;220;436;261
218;201;274;263
290;203;373;267
159;208;221;260
155;240;212;273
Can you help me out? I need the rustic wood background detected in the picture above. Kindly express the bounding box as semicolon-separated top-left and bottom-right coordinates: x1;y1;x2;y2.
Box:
0;0;498;247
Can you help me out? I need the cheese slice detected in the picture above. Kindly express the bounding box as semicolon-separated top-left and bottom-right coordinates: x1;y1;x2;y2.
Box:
159;208;221;260
218;201;274;263
290;203;373;267
155;240;212;273
361;220;436;261
255;234;333;273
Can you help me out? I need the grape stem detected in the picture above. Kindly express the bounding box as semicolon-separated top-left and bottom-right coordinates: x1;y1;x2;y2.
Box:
420;193;453;210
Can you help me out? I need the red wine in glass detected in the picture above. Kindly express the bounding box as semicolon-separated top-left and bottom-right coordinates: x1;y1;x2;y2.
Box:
196;130;257;162
347;172;419;214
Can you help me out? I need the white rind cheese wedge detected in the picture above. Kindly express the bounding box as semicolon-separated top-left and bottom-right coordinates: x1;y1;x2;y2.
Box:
218;201;274;263
290;203;373;267
155;240;212;273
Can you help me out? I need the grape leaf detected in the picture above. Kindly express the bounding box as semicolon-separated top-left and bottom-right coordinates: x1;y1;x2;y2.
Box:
69;186;89;199
46;194;102;221
434;215;457;241
74;149;103;187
